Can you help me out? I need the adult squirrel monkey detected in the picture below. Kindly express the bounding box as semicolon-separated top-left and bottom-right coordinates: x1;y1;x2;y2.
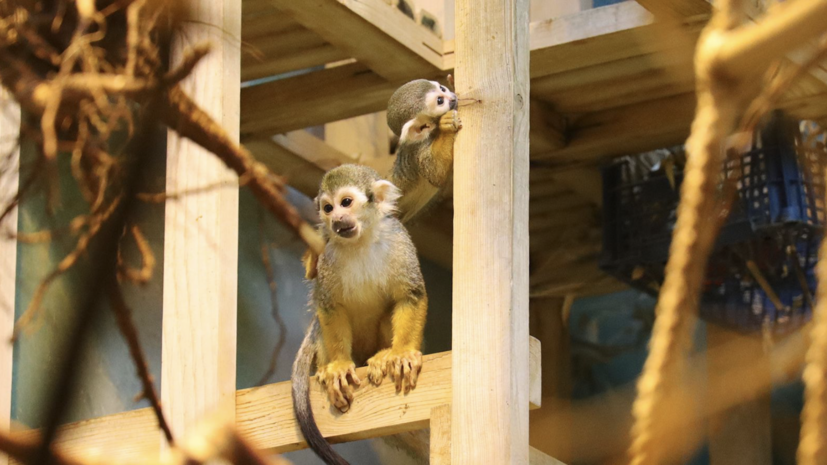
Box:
292;165;428;465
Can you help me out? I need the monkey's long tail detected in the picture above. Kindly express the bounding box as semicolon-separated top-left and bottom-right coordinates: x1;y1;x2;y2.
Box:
291;315;351;465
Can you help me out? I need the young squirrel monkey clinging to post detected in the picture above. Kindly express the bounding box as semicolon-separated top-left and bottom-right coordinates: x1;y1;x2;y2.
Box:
388;78;462;223
292;165;428;465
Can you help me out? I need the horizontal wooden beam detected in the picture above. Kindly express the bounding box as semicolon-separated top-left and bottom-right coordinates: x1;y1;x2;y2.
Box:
634;0;711;18
534;92;697;164
528;2;659;79
530;99;567;156
240;62;409;137
11;340;542;460
268;0;444;81
531;446;568;465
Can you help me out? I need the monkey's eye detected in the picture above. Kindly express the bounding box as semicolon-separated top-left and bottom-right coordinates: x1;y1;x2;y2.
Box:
440;86;447;92
437;96;444;105
341;197;353;208
323;204;333;214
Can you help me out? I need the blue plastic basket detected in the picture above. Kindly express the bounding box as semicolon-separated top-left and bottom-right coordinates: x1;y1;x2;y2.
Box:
600;113;824;333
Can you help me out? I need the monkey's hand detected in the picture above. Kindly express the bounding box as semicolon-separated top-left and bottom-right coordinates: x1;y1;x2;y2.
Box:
385;348;423;394
366;349;391;386
317;360;361;412
439;110;462;133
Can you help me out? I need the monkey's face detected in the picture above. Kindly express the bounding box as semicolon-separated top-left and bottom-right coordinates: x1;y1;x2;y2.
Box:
422;81;458;117
317;178;400;244
319;186;364;240
396;81;458;144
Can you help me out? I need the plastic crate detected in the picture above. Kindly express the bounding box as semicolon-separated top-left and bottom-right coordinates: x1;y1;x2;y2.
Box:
600;113;824;333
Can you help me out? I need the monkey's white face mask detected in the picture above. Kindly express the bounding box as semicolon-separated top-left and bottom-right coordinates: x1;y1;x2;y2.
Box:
398;81;458;144
318;181;400;243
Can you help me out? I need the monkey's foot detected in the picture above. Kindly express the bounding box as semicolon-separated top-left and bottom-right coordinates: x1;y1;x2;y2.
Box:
367;349;391;386
439;110;462;133
385;349;423;394
317;360;361;412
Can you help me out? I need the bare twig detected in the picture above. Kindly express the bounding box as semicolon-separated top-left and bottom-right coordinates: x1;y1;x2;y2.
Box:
256;214;287;386
107;275;173;445
117;225;156;285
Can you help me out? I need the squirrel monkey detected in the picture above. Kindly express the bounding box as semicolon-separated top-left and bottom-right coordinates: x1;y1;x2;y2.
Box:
292;165;428;465
387;79;462;223
301;79;462;279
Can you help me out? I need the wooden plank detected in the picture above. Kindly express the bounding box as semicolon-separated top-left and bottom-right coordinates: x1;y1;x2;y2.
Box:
537;92;696;164
528;2;659;79
548;168;603;207
240;62;403;136
706;326;772;465
530;100;567;156
452;0;530;463
241;11;299;40
529;299;572;463
430;405;452;465
542;60;695;113
246;138;328;197
268;0;444;81
531;50;694;97
13;342;542;459
635;0;711;17
161;0;241;443
274;130;352;171
0;89;20;465
530;447;567;465
325;111;392;173
242;44;348;82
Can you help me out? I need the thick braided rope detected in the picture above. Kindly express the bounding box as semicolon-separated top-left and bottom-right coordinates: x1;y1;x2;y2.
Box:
628;101;731;465
628;24;741;461
798;131;827;465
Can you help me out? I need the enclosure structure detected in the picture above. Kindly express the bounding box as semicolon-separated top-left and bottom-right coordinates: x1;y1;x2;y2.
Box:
3;0;827;464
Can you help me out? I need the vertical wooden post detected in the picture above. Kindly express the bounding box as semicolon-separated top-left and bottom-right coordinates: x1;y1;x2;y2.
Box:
706;325;772;465
452;0;530;462
430;404;452;465
161;0;241;443
0;89;20;464
529;298;572;463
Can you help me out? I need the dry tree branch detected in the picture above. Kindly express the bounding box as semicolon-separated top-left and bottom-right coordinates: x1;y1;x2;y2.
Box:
256;214;288;386
117;224;155;286
107;274;173;445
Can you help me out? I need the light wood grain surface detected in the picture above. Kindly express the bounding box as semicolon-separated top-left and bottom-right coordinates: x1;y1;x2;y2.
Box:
452;0;531;462
0;88;20;465
161;0;241;447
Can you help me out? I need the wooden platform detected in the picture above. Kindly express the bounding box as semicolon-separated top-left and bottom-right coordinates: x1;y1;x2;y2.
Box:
12;340;542;461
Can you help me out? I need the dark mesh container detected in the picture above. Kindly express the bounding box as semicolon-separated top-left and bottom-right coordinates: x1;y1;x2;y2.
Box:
600;113;824;334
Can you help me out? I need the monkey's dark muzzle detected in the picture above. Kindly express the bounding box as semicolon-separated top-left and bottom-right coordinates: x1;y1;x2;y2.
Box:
333;219;358;238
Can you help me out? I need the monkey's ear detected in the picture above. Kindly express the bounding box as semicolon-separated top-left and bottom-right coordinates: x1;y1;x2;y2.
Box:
372;180;401;215
399;115;435;144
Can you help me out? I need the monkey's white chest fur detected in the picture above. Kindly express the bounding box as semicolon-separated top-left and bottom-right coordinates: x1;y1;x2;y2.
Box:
330;236;394;313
